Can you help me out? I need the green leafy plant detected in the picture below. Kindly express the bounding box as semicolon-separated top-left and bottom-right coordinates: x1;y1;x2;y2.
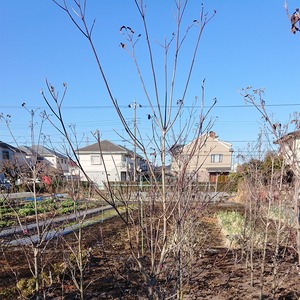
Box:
61;199;76;208
18;207;35;216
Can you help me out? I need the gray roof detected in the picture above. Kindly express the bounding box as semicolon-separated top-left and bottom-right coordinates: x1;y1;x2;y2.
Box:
0;141;24;153
274;130;300;144
77;140;129;154
19;145;68;159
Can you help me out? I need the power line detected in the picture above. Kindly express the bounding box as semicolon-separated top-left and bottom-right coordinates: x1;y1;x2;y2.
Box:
0;102;300;110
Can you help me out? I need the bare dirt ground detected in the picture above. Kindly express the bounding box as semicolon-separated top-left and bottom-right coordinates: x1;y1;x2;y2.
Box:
1;203;300;299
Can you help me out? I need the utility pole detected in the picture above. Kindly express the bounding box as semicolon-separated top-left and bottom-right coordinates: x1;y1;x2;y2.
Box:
128;100;142;182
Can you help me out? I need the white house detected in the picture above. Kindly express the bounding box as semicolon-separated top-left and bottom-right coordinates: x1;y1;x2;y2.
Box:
19;145;69;176
76;140;145;188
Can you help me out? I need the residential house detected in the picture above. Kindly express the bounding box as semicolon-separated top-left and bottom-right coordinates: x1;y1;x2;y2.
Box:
171;131;233;184
66;160;81;181
76;140;145;188
0;141;26;182
19;145;69;177
274;130;300;176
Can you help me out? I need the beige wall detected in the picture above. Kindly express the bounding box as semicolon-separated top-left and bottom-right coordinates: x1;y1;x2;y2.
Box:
171;133;233;182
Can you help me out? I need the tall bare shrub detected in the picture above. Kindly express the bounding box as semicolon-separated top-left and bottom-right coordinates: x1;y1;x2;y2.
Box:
43;1;218;298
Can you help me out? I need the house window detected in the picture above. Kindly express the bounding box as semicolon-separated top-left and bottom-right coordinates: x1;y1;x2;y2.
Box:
2;150;9;160
91;155;102;165
211;154;223;163
121;171;127;181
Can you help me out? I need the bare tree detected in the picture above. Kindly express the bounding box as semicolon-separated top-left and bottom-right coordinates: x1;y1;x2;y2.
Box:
40;0;218;298
0;109;68;299
239;87;300;298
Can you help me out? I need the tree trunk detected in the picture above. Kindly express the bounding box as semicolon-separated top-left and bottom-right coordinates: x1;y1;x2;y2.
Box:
34;247;40;300
294;179;300;265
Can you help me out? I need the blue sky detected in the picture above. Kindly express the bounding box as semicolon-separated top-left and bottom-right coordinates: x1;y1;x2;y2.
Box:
1;1;300;163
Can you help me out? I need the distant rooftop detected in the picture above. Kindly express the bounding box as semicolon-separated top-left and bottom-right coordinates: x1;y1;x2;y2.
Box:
19;145;68;159
77;140;128;153
0;141;23;153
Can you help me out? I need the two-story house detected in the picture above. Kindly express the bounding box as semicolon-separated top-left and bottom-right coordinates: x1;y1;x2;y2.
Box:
76;140;145;188
0;141;26;182
19;145;69;177
171;131;233;184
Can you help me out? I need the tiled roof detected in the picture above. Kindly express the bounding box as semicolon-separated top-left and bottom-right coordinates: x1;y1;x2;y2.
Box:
19;145;67;159
77;140;129;153
275;130;300;144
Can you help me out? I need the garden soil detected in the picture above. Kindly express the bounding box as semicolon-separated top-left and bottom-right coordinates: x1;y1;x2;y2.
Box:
0;202;300;299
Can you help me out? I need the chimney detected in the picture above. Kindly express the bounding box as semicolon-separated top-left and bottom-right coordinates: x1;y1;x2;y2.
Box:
209;131;216;139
